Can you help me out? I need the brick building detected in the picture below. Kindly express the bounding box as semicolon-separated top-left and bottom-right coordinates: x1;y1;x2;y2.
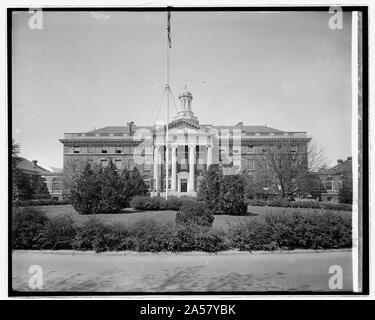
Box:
60;90;311;197
13;158;63;200
318;156;352;203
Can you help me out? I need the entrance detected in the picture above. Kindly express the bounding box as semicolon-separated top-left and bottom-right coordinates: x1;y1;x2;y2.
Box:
180;179;188;192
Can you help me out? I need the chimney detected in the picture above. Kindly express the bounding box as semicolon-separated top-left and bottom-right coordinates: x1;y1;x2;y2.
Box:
127;121;134;133
347;156;352;161
32;160;38;167
337;159;343;164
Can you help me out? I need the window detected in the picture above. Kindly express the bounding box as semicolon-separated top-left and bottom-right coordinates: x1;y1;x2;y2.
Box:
325;177;334;191
248;174;254;184
261;146;268;154
115;159;122;170
73;146;80;154
115;147;122;154
101;146;108;154
101;160;108;168
291;146;298;154
248;160;255;170
249;146;254;154
52;178;62;192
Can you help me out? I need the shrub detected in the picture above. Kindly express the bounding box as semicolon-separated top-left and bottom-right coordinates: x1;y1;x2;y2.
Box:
119;168;148;207
176;202;214;227
12;199;71;207
70;164;104;214
198;165;247;215
228;220;277;251
197;164;223;213
130;196;195;211
246;199;267;207
264;211;352;249
12;207;49;249
72;218;110;251
39;215;76;250
217;175;247;215
246;199;351;211
165;196;183;210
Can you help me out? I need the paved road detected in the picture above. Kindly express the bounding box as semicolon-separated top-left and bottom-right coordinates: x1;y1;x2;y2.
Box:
12;250;352;292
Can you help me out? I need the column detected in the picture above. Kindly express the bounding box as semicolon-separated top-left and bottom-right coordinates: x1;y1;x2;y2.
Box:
207;145;213;168
171;145;177;191
189;145;195;192
153;146;159;191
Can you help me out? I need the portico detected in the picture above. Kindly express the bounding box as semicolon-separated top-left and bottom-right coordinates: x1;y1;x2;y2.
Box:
151;89;215;197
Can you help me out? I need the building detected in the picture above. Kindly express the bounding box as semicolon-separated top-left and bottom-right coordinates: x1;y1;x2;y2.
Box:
60;90;311;197
13;158;63;200
317;156;352;203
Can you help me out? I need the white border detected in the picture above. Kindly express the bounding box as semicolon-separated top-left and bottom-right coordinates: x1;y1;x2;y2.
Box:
1;0;373;300
351;11;359;293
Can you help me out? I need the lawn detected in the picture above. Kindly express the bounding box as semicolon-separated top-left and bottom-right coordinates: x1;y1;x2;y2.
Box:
34;204;351;230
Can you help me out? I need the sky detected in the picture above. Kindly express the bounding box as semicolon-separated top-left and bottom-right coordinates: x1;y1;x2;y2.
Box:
12;10;352;169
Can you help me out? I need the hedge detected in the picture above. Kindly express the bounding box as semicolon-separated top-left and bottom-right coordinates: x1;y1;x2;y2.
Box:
12;207;352;253
246;199;352;211
130;196;195;211
12;199;71;207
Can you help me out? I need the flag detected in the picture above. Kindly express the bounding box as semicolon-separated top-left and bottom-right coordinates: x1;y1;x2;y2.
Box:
167;11;172;48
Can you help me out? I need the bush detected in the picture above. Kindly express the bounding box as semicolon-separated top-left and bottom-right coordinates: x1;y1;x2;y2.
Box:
264;211;352;249
12;207;49;249
198;165;247;215
39;215;76;250
130;196;195;211
246;199;351;211
217;175;247;215
70;164;105;214
176;202;214;227
228;220;277;251
12;199;71;207
12;208;352;253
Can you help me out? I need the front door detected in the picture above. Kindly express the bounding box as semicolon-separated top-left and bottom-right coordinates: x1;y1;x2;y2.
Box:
180;179;188;192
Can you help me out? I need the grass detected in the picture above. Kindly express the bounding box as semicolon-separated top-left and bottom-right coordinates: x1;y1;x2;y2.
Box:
32;204;351;230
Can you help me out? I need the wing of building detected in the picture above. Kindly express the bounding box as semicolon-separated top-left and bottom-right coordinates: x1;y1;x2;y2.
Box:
13;158;63;200
59;90;311;197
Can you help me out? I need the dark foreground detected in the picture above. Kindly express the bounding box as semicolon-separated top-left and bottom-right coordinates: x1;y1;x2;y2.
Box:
12;250;353;293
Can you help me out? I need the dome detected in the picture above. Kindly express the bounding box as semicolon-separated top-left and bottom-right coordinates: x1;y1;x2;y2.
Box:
178;91;193;99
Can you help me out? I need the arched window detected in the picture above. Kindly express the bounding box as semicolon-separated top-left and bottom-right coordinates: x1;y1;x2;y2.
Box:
325;176;334;191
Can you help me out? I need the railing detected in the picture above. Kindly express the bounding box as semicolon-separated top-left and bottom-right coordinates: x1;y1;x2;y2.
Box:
64;133;132;138
64;131;310;139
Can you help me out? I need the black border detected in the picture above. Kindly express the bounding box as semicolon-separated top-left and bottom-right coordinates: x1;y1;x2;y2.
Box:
7;5;369;297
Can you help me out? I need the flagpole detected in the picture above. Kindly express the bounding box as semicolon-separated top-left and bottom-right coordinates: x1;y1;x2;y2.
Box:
165;11;170;200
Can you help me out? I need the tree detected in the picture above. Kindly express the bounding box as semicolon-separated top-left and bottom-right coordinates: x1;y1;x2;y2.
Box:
12;138;21;177
129;167;148;197
119;167;148;207
70;164;104;214
218;174;247;215
198;164;247;214
99;160;123;213
197;164;223;213
338;174;353;204
256;140;328;200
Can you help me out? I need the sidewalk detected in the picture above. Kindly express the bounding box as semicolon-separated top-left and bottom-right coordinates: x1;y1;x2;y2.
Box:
12;250;353;292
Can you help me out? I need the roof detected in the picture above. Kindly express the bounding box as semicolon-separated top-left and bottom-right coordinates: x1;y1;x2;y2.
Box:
86;125;154;134
211;125;284;133
86;124;285;135
16;158;51;175
319;158;352;175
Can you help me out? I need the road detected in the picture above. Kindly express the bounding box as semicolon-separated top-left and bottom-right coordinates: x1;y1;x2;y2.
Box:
12;250;352;293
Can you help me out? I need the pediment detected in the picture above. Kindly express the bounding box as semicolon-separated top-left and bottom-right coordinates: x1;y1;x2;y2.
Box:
168;119;210;133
